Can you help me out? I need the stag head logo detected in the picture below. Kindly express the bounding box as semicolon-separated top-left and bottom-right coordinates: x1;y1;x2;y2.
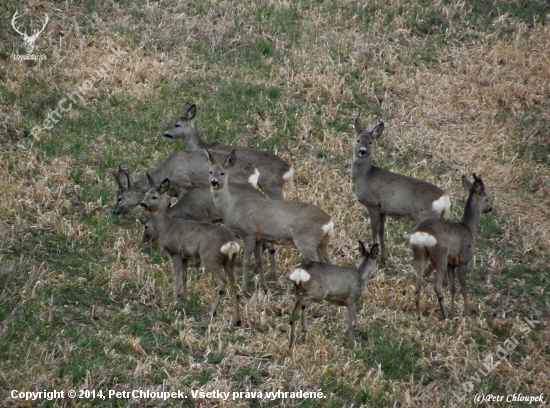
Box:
11;11;49;54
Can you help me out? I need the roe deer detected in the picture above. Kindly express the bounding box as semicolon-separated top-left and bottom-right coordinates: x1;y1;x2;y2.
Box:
207;149;333;293
289;242;379;349
352;118;451;263
142;183;278;279
112;149;259;216
140;175;242;325
164;102;294;200
410;173;492;320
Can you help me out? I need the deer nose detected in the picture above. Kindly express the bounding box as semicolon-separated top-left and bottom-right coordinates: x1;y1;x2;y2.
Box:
359;147;367;156
211;179;219;188
164;132;172;138
139;202;147;208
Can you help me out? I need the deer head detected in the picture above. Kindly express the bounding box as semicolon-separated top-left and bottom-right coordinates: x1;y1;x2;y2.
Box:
11;11;49;54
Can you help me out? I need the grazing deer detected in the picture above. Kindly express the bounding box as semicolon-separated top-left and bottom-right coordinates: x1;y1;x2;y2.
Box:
164;102;294;200
352;118;451;263
207;149;333;293
112;149;259;216
140;175;242;325
289;242;379;349
410;173;492;320
142;183;278;279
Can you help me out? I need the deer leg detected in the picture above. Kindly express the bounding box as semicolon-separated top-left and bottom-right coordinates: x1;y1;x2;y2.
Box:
443;266;450;287
378;213;387;263
254;242;268;293
171;255;186;301
423;264;434;278
457;264;470;317
295;238;319;263
208;264;227;320
412;246;426;319
368;209;384;263
449;267;456;317
347;301;357;348
300;301;312;334
434;257;448;320
241;236;256;293
289;298;302;349
265;244;277;280
223;257;241;326
181;258;189;301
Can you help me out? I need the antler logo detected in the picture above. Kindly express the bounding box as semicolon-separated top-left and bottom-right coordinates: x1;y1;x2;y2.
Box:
11;11;49;54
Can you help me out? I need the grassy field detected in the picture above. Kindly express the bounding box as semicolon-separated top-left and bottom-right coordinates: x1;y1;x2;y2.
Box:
1;0;549;406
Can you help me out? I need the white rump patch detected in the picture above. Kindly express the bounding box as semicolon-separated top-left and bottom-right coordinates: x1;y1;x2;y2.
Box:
432;195;451;218
321;220;334;236
289;268;311;284
410;231;437;247
248;168;260;187
221;241;240;258
283;167;294;181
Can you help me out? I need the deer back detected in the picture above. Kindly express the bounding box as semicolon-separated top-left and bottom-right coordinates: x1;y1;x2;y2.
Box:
352;119;449;221
166;103;292;199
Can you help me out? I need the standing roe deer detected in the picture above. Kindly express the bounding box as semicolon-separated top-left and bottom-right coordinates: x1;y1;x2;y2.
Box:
142;183;278;279
164;102;294;200
289;242;379;349
140;175;242;325
112;149;259;216
207;149;333;293
352;118;451;263
410;173;492;320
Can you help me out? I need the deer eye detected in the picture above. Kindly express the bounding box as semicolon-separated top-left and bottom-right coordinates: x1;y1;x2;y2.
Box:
175;124;180;127
152;196;157;200
221;172;225;176
209;171;212;175
117;197;122;202
356;139;360;143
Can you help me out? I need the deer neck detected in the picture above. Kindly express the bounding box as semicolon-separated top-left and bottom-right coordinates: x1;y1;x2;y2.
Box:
358;258;375;289
351;156;373;182
148;201;170;232
186;125;211;150
461;194;482;237
211;179;234;216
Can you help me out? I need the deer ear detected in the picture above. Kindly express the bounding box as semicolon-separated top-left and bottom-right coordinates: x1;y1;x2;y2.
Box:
370;244;380;259
112;169;123;188
146;173;156;189
205;149;217;167
472;174;484;194
358;240;368;257
122;171;134;190
354;117;364;134
372;123;385;138
462;175;473;192
159;178;170;194
223;149;237;169
187;104;197;120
